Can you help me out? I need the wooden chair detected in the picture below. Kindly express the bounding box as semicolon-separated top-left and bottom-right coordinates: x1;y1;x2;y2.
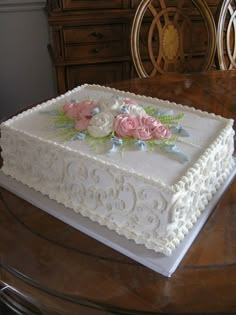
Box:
216;0;236;70
131;0;217;77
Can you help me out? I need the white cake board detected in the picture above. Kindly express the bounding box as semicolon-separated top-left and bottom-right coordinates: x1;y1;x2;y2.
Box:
0;166;235;277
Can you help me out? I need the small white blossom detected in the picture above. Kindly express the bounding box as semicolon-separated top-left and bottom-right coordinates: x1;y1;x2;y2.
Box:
99;97;124;115
127;104;147;117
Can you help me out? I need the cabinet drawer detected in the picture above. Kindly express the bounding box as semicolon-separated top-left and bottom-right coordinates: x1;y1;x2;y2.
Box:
65;42;125;60
63;24;124;44
62;0;130;10
66;62;129;89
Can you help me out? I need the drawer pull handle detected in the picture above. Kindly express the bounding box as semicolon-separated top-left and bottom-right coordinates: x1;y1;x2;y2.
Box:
92;48;100;53
91;32;104;39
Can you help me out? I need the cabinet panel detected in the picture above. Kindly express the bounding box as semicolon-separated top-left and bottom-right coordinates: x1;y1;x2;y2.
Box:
62;0;130;10
66;62;129;89
65;42;125;60
63;24;124;44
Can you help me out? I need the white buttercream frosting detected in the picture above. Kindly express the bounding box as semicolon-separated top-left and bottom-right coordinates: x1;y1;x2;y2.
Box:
1;84;235;255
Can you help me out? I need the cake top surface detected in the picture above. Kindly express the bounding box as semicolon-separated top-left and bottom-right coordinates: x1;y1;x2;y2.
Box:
2;84;232;190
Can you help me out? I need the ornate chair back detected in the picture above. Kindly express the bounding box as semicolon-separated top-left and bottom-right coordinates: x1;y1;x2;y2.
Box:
131;0;216;77
216;0;236;70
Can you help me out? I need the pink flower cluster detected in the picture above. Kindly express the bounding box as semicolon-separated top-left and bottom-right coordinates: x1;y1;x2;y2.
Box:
62;98;171;141
63;100;99;131
114;114;171;140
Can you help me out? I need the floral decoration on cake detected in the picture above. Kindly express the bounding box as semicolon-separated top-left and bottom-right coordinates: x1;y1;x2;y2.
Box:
44;96;190;162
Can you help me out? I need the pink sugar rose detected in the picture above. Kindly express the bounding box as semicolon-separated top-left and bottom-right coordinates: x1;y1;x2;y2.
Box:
74;119;90;131
152;124;171;140
63;102;80;120
78;100;100;118
132;115;162;140
114;114;140;138
139;116;161;130
133;125;153;140
63;100;99;120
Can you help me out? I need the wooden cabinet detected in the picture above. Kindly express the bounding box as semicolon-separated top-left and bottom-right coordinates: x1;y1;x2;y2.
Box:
47;0;221;94
47;0;134;94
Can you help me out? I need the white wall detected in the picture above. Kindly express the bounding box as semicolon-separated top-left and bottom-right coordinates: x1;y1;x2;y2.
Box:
0;0;56;121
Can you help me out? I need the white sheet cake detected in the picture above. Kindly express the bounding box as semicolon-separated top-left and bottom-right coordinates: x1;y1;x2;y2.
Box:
1;84;235;255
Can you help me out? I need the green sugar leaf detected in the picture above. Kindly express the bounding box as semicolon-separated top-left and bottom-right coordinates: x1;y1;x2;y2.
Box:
159;113;184;125
53;113;74;126
145;106;156;116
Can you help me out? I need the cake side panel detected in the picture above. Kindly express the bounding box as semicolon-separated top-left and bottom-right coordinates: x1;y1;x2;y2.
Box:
167;125;235;242
0;125;176;255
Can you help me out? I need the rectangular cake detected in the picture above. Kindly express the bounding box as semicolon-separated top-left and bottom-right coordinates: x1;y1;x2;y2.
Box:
1;84;235;255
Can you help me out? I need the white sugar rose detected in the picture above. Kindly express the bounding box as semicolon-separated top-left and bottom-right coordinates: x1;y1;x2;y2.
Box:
127;104;147;117
99;97;124;115
87;112;114;137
